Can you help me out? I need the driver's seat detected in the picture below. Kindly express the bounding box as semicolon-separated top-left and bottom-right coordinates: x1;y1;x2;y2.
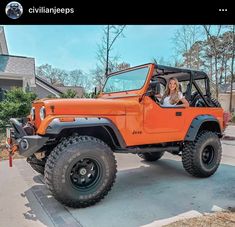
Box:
184;83;191;102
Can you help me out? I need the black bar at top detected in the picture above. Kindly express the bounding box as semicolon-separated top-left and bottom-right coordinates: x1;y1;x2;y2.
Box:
0;1;234;24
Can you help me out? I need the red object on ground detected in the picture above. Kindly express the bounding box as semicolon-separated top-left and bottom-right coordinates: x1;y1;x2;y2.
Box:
9;153;12;167
223;112;232;129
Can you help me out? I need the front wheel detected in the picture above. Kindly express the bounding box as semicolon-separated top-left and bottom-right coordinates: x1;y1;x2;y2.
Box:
44;136;117;208
182;131;222;177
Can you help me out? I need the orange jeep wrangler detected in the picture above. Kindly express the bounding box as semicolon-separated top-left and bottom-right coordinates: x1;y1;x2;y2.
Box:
6;63;225;208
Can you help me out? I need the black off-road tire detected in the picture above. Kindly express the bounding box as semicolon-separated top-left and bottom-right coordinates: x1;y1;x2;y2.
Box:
27;154;45;175
210;98;221;107
182;131;222;177
44;136;117;208
138;152;165;162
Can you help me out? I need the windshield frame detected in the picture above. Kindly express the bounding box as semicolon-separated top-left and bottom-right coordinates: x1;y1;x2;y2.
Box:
102;65;150;94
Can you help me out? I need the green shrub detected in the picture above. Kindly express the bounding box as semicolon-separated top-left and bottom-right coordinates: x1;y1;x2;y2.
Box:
60;89;77;98
83;92;98;98
0;88;37;129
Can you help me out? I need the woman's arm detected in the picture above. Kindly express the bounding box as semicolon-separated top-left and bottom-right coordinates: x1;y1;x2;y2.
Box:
155;93;162;99
179;97;189;107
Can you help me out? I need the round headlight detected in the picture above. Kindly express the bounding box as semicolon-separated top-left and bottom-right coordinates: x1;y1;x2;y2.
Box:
40;106;46;120
30;107;35;120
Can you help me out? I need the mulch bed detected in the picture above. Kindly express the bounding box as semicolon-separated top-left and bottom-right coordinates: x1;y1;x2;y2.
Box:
165;212;235;227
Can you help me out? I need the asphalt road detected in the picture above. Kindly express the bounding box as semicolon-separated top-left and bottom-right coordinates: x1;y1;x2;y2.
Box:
0;126;235;227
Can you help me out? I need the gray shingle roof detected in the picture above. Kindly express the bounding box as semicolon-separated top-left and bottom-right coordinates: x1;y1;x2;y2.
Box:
36;76;63;94
36;76;84;97
0;54;35;76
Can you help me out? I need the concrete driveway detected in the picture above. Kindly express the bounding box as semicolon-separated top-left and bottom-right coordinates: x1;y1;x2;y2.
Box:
1;126;235;227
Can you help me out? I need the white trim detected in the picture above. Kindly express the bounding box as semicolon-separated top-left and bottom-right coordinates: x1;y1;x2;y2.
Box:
36;80;61;97
0;72;34;77
0;75;23;80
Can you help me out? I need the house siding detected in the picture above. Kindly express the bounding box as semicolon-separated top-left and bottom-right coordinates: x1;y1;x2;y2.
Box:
219;93;235;112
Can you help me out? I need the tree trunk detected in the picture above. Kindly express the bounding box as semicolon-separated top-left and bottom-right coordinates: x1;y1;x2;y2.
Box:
105;25;110;77
224;58;227;84
229;25;235;112
210;57;213;80
214;56;219;99
220;54;224;85
197;49;200;70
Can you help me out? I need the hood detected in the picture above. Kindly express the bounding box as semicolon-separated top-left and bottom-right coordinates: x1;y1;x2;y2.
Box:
34;98;130;116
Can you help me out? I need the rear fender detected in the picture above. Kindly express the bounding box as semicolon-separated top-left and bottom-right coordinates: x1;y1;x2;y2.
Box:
185;115;222;141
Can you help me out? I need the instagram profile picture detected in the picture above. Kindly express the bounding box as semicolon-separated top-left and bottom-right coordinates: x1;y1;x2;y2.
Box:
5;1;23;19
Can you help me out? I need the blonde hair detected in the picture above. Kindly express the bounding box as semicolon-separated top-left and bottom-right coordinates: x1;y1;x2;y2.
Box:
161;77;181;105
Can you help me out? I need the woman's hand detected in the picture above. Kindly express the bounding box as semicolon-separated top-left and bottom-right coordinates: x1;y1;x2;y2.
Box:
155;93;162;99
180;97;189;107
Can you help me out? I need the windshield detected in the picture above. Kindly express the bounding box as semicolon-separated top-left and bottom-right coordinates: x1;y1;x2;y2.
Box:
103;67;149;93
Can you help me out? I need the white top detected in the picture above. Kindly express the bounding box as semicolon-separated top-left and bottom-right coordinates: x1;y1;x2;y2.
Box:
162;92;183;107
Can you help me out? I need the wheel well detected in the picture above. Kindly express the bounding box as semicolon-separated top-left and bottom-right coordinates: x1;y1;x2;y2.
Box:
198;121;222;137
58;126;121;149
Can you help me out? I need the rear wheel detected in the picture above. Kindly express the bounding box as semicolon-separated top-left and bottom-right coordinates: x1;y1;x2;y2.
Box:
138;152;165;162
182;131;222;177
44;136;117;208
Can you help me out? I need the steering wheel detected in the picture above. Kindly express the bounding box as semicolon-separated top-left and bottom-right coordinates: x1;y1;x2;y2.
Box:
148;90;160;103
153;95;160;104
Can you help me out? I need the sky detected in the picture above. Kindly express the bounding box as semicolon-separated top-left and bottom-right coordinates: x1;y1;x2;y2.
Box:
3;25;180;72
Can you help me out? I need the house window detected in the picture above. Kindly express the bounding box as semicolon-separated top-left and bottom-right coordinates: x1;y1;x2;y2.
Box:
0;79;23;90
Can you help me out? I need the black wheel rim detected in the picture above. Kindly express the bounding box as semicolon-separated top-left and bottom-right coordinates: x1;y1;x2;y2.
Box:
70;158;100;190
202;145;215;165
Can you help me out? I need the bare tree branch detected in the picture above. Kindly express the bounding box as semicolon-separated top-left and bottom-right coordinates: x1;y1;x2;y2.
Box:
108;25;126;52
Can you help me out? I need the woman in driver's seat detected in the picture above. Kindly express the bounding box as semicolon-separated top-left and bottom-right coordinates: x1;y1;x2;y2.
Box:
158;77;189;107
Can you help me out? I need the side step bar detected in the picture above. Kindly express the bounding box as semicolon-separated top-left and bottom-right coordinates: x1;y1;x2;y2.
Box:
114;146;180;154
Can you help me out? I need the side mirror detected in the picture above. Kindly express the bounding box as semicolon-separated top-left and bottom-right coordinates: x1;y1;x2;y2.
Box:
139;90;153;102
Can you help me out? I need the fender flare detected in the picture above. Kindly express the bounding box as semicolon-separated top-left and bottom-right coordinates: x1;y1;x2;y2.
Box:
45;117;126;148
185;115;222;141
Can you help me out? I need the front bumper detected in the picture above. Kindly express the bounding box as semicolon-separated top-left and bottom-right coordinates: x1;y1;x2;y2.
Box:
6;118;49;157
